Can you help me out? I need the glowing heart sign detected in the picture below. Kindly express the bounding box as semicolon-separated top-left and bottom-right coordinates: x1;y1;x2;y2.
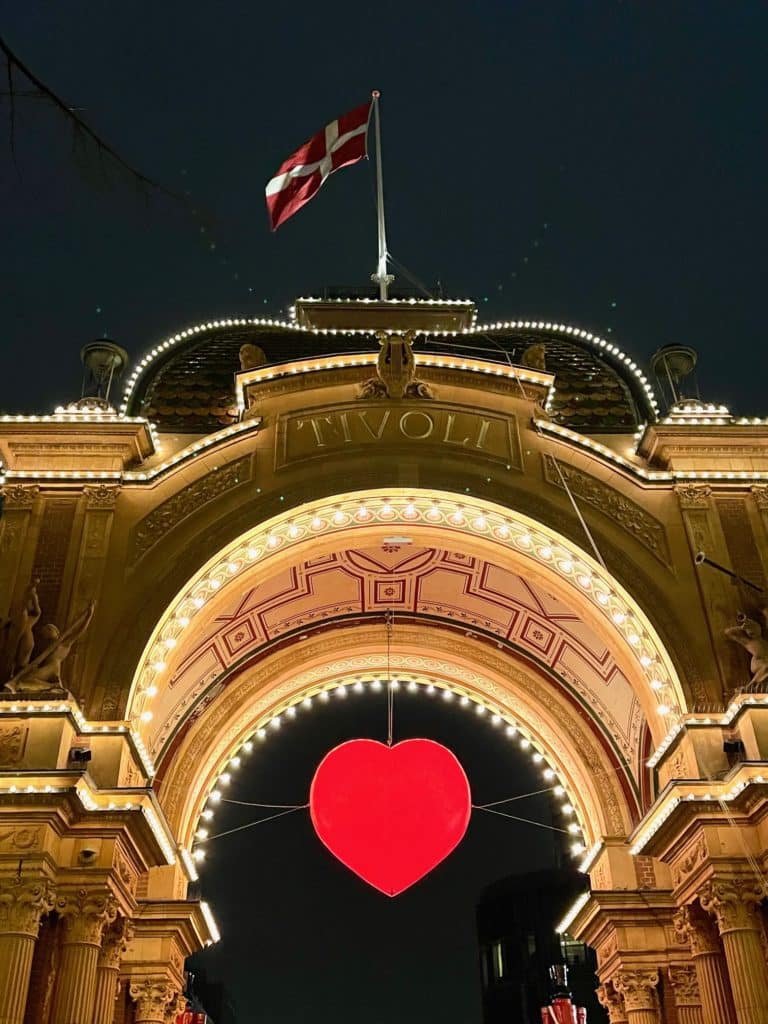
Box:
309;738;471;896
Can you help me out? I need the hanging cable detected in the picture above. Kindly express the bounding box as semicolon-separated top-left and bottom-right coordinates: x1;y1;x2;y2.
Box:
473;804;571;835
475;786;558;808
222;798;306;810
201;805;308;843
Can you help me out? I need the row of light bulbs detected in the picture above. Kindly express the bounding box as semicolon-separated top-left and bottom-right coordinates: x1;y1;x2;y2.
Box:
190;675;589;865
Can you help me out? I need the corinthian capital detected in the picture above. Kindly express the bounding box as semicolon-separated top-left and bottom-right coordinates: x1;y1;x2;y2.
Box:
668;964;701;1006
673;903;722;955
98;915;134;970
0;875;54;936
596;980;627;1022
615;968;659;1012
129;977;178;1023
699;877;767;934
55;887;118;945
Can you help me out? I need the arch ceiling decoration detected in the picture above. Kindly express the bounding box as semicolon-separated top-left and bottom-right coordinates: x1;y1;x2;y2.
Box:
128;490;686;775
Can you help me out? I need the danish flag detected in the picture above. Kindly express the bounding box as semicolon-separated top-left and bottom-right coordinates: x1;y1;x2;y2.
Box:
265;101;372;230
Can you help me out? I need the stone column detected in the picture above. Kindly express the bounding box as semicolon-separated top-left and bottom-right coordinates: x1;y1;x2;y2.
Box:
615;969;661;1024
49;888;117;1024
673;905;736;1024
0;876;54;1024
92;917;134;1024
668;965;705;1024
700;879;768;1024
597;980;629;1023
129;978;177;1024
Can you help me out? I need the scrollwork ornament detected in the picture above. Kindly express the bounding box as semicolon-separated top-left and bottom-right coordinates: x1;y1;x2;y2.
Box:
667;964;700;1006
83;483;119;509
751;485;768;510
56;887;117;944
675;483;713;509
0;484;39;509
98;915;134;970
699;877;767;934
615;968;659;1012
595;981;626;1023
129;978;178;1022
0;875;54;935
672;904;721;955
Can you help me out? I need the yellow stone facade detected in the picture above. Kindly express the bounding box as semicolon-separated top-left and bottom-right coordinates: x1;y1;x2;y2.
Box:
1;299;767;1022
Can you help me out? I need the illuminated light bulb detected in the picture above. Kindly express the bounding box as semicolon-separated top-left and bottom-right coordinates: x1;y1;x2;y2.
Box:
196;827;209;839
354;681;364;693
311;516;323;530
287;706;297;717
571;842;585;856
140;710;153;722
650;679;664;691
371;680;382;692
427;505;440;519
356;506;371;520
562;803;574;815
164;637;177;649
451;510;465;525
271;716;281;728
267;535;279;548
332;511;346;525
209;790;222;803
506;725;517;737
532;752;543;763
229;757;241;769
640;655;652;667
193;596;205;608
405;503;417;516
209;579;221;591
257;729;266;740
426;684;435;695
520;738;530;749
518;534;532;547
612;612;626;625
219;773;231;786
381;504;393;516
151;661;166;673
178;616;190;628
497;524;510;539
491;714;501;726
554;786;565;797
473;516;487;530
442;689;454;701
460;696;470;706
227;562;239;574
288;525;301;538
559;560;573;573
146;685;158;697
568;823;581;834
408;681;418;693
247;547;259;560
543;768;555;780
320;691;329;702
336;685;348;697
628;634;641;646
596;592;610;605
243;741;254;753
303;697;313;709
539;546;552;560
475;704;486;715
657;704;671;716
193;849;206;862
577;574;592;588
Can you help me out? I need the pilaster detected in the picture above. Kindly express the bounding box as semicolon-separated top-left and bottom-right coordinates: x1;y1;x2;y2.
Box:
0;485;40;617
672;905;736;1024
93;916;134;1024
49;887;117;1024
667;964;704;1024
0;875;54;1024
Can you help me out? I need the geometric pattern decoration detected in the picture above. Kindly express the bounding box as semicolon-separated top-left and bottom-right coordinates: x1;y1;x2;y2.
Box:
162;546;644;774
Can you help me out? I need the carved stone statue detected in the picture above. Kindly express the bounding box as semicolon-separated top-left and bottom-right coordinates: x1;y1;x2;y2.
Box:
0;580;42;681
725;609;768;687
520;343;546;371
3;601;95;695
359;331;433;400
239;343;267;421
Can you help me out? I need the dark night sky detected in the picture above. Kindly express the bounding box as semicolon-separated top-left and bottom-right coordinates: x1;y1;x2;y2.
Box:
1;4;766;1020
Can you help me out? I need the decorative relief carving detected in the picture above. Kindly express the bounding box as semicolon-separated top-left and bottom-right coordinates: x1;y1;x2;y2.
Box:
359;332;433;399
751;485;768;510
131;456;250;563
0;484;40;508
83;483;119;509
56;887;117;944
699;877;768;934
543;455;670;564
129;978;178;1022
98;916;134;970
0;876;55;935
614;968;659;1012
596;981;626;1023
673;904;721;956
0;827;41;851
672;835;707;888
0;724;26;765
675;483;713;510
667;964;701;1005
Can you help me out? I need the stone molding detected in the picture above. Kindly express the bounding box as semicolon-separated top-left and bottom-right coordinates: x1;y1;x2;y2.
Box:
0;875;54;935
699;877;767;934
55;887;118;945
667;964;701;1005
615;968;660;1012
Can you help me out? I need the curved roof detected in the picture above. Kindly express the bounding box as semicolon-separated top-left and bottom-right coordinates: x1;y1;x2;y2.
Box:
123;316;657;433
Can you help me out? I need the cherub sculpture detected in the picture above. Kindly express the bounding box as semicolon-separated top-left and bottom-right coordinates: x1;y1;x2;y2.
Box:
2;601;95;695
725;610;768;688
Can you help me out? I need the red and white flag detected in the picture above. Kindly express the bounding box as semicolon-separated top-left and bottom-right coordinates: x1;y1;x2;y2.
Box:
265;101;372;230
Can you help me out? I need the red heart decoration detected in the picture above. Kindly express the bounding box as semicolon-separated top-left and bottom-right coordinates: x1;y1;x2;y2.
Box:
309;738;471;896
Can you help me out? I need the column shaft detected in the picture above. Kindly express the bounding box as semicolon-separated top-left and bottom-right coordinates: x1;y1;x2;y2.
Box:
49;941;100;1024
0;933;35;1024
625;1011;659;1024
719;929;768;1024
92;965;120;1024
677;1008;704;1024
693;951;737;1024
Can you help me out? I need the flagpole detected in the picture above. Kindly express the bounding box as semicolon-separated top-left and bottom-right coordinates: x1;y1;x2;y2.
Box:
371;90;392;301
